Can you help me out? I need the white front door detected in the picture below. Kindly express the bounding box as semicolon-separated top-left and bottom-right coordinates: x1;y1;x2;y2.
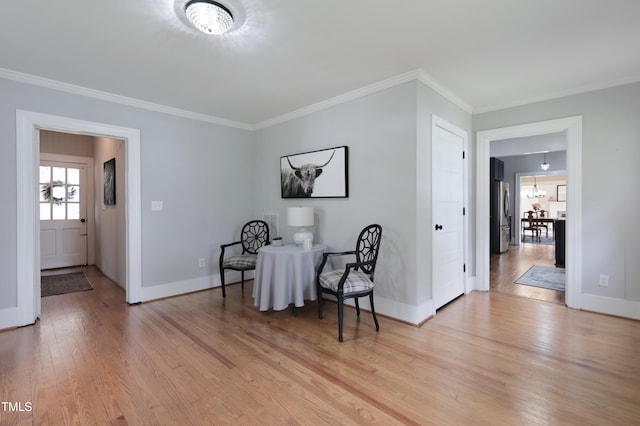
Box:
40;161;88;269
432;117;466;310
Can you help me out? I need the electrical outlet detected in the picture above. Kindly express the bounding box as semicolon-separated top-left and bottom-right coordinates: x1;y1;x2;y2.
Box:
151;200;163;211
198;258;206;268
599;274;609;287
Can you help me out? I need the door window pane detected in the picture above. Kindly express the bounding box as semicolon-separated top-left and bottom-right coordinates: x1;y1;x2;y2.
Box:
67;203;80;220
52;167;65;183
67;185;79;202
52;203;65;220
40;203;51;220
67;168;80;185
40;166;51;184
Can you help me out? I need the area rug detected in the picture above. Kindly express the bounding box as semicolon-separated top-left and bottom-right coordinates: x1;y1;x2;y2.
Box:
522;235;555;245
515;265;565;291
41;272;94;297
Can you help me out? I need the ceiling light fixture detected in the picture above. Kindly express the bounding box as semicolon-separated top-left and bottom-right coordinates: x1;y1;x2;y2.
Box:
184;0;234;35
540;153;550;171
526;177;546;199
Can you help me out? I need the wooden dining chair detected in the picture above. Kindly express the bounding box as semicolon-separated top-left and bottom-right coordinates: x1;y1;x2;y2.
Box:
522;211;540;242
536;210;549;237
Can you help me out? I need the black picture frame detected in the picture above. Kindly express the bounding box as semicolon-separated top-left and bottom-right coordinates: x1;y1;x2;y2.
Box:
104;158;116;205
280;146;348;198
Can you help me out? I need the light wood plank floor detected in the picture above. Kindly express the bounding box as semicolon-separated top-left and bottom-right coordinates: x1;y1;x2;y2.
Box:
491;238;565;305
1;266;639;425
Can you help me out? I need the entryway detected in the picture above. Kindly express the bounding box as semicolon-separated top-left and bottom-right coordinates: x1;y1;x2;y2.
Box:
15;110;142;327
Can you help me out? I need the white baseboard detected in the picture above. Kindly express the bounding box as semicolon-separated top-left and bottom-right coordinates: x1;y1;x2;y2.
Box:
138;271;255;303
344;295;433;325
0;306;20;330
580;294;640;320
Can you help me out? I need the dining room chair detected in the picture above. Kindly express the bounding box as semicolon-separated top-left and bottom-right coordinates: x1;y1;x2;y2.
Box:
316;224;382;342
536;209;549;237
522;211;540;242
219;220;269;298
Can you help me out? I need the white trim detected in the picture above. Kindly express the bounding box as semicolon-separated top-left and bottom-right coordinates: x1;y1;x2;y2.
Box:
581;294;640;321
344;296;433;326
474;75;640;114
15;110;143;328
476;116;582;310
0;307;20;331
1;68;252;131
139;276;217;302
254;70;421;129
418;71;473;114
254;69;473;129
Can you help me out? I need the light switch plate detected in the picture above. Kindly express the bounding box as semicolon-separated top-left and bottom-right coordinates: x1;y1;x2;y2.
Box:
151;201;163;211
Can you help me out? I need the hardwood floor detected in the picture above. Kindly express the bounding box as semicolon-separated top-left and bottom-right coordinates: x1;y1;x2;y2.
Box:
491;238;565;305
1;266;639;425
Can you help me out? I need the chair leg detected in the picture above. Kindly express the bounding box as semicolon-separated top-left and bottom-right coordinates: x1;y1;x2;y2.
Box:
354;298;360;317
241;271;245;291
220;270;226;298
337;297;344;342
369;293;380;332
317;287;324;319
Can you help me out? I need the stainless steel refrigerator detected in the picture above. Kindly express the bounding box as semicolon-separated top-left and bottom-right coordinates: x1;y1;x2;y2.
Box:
490;180;510;253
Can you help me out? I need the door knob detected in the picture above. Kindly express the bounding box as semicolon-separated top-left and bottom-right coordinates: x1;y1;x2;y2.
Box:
80;218;86;223
435;224;443;230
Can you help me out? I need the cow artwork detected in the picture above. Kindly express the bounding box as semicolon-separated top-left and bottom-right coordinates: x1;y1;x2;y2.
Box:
280;146;348;198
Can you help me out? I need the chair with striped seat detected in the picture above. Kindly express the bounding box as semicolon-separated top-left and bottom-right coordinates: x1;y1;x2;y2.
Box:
219;220;269;298
316;224;382;342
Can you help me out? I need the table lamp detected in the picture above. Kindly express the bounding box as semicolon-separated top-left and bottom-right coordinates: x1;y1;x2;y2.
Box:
287;206;314;247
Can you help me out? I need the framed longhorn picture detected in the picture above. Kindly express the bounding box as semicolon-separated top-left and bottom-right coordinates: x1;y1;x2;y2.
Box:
280;146;348;198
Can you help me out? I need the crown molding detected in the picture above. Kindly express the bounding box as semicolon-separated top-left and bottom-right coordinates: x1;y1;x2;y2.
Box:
253;70;424;129
474;75;640;114
417;69;473;114
0;68;253;131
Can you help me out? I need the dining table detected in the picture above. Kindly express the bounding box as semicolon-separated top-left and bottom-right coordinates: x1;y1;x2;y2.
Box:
252;243;328;312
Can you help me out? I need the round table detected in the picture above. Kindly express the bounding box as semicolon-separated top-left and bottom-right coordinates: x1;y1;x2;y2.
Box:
252;244;327;311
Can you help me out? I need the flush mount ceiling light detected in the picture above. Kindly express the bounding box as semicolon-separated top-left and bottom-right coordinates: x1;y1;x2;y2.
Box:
184;0;234;35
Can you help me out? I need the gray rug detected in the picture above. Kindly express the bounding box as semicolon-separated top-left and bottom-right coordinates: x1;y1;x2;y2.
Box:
41;272;94;297
522;235;555;245
515;265;565;291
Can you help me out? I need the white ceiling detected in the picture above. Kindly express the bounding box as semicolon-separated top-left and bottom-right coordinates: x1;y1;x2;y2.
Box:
2;0;639;127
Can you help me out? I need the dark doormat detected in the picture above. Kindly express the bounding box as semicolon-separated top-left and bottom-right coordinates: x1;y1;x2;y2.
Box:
41;272;94;297
515;265;565;291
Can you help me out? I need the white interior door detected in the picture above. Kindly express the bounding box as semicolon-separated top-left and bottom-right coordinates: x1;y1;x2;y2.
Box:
40;161;88;269
432;117;465;310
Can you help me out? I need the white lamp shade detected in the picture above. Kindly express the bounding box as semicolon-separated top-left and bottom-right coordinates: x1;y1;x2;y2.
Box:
287;207;314;227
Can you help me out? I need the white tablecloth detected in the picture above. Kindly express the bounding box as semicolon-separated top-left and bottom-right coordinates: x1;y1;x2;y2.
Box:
253;244;328;311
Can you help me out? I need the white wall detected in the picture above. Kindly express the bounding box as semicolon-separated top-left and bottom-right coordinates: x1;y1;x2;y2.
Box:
474;81;640;310
254;80;471;323
94;136;125;287
0;76;255;323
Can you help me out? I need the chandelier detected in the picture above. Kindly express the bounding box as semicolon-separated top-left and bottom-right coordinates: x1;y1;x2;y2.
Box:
184;0;234;35
526;177;546;199
540;153;550;171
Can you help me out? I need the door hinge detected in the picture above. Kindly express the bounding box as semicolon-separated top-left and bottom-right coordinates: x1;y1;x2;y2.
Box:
463;207;466;216
463;264;466;273
462;151;466;159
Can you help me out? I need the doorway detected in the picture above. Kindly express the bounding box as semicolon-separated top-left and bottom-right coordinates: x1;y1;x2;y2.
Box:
39;156;92;269
15;110;142;327
475;116;583;310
